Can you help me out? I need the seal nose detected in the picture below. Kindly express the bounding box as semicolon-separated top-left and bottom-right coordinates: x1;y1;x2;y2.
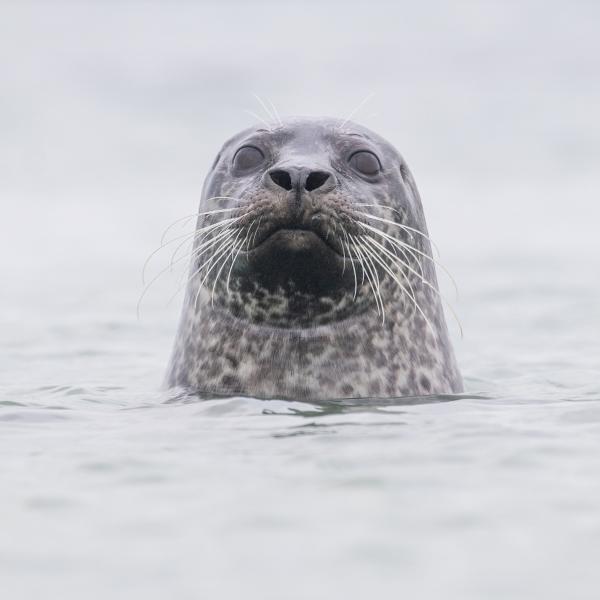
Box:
268;168;334;192
269;169;293;191
305;171;331;192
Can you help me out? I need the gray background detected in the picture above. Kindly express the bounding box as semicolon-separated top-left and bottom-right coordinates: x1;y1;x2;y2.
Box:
3;0;599;293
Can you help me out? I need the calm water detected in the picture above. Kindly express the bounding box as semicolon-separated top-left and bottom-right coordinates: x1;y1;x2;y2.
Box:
3;256;600;600
2;1;600;598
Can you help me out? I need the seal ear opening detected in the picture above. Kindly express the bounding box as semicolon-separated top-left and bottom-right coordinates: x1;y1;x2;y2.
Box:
399;162;422;207
399;163;409;184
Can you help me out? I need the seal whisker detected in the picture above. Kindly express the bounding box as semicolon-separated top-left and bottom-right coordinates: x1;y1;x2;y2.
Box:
362;237;436;336
364;234;418;285
159;203;245;246
358;221;458;296
345;229;366;286
363;234;463;337
264;97;283;127
346;233;369;292
250;215;263;248
358;221;459;296
354;209;442;258
338;92;375;130
138;225;241;317
167;225;243;298
252;93;278;125
340;229;347;275
227;221;255;293
185;204;262;257
348;214;423;278
167;240;235;308
354;236;386;324
332;221;347;275
143;229;203;286
362;235;418;316
364;234;435;299
211;228;245;307
339;225;358;299
243;109;273;131
188;228;238;273
193;233;240;309
174;220;243;268
143;216;242;285
203;195;246;204
363;235;417;312
349;234;384;320
168;218;243;271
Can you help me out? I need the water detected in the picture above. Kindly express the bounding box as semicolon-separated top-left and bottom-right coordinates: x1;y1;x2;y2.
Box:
2;1;600;598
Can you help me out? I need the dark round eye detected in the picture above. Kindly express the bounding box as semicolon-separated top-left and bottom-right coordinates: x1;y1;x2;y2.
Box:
349;151;381;176
233;146;264;170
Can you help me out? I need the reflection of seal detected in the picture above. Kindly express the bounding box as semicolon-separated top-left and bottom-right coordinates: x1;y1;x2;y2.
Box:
166;117;462;400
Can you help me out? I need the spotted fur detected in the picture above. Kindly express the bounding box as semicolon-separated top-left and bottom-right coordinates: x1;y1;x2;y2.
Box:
166;117;463;400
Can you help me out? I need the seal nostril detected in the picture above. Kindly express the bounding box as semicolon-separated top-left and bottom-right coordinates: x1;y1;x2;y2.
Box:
269;170;293;191
305;171;330;192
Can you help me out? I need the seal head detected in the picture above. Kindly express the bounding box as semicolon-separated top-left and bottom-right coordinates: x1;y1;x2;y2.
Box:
167;117;462;399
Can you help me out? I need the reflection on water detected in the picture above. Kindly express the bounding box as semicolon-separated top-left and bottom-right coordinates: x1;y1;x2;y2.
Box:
167;389;487;415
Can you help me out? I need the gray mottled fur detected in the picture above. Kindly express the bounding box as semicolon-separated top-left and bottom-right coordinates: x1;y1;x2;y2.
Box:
166;117;462;399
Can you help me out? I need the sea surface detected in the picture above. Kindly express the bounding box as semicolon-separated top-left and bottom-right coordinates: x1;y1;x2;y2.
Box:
2;1;600;599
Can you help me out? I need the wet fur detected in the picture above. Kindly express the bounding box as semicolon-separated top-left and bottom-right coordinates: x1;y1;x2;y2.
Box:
166;117;463;400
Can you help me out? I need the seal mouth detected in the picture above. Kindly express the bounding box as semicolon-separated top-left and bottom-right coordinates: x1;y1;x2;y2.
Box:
246;225;346;258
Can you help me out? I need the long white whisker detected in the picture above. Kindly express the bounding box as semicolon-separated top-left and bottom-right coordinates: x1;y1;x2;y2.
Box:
143;215;242;284
142;229;198;284
338;92;375;130
250;215;263;248
363;236;420;296
168;218;240;271
227;221;255;293
353;206;442;258
363;235;417;313
163;205;260;276
340;229;347;275
211;228;244;306
244;109;272;130
265;97;283;127
138;225;239;317
357;220;423;278
194;234;240;309
368;223;424;279
204;195;246;204
355;236;386;324
362;236;436;336
363;235;463;337
159;204;245;245
180;222;241;268
349;234;382;319
164;229;238;306
340;226;358;299
252;93;276;123
346;230;366;285
358;221;458;297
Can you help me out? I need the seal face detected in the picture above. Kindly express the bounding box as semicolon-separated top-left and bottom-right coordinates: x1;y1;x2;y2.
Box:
166;117;463;399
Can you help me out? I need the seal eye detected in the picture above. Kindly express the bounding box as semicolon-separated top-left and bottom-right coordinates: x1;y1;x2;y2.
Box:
233;146;264;170
349;151;381;176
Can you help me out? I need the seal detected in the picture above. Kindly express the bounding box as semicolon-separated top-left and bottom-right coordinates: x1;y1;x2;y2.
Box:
166;117;463;400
